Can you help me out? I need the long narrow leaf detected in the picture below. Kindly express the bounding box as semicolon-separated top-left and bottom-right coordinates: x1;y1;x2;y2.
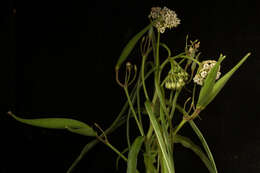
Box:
115;24;152;70
188;120;218;173
8;111;96;136
66;140;98;173
174;134;215;173
204;52;251;107
127;136;144;173
145;101;175;173
175;104;218;173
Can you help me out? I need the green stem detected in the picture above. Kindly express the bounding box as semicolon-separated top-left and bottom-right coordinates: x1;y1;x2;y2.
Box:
169;89;181;120
124;86;144;136
155;31;160;66
67;66;157;173
172;119;187;138
171;55;201;65
172;108;201;138
103;141;128;162
141;48;152;101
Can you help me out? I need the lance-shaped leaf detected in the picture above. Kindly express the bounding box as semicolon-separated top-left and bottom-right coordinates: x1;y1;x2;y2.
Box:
127;136;144;173
174;134;215;173
196;55;226;109
115;24;152;70
8;111;96;136
145;101;175;173
203;52;251;107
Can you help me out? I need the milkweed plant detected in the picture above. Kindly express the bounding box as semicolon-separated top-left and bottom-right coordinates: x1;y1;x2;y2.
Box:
9;6;251;173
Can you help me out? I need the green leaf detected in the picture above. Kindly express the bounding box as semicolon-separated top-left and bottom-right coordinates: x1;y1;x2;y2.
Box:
174;134;216;173
188;120;218;173
115;24;152;70
145;101;175;173
127;136;144;173
175;104;218;173
8;111;96;136
197;55;226;108
67;65;157;173
66;139;98;173
66;126;97;136
204;52;251;107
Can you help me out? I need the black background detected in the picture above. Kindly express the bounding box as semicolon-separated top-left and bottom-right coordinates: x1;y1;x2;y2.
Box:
1;0;260;173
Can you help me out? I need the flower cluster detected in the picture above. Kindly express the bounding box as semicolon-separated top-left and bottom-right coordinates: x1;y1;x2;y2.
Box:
165;67;189;90
148;7;181;33
193;60;221;85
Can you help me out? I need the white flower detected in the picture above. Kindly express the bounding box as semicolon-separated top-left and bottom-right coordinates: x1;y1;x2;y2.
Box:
193;60;221;85
200;70;208;78
203;63;210;69
148;7;180;33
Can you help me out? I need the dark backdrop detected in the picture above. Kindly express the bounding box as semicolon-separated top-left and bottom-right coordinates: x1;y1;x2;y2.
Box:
1;0;260;173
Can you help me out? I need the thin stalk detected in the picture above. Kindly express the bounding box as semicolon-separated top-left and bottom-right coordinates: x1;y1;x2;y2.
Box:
141;48;152;101
67;66;155;173
171;55;201;65
169;89;181;120
172;119;187;138
136;75;143;133
103;140;128;162
126;106;131;149
124;86;144;136
172;108;201;138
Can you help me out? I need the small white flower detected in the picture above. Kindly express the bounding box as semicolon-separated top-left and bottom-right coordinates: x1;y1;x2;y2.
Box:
148;7;180;33
193;60;221;85
203;63;210;69
216;71;221;79
200;70;208;78
210;62;216;68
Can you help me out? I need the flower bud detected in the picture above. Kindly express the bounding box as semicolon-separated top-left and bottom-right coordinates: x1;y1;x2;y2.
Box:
164;65;188;90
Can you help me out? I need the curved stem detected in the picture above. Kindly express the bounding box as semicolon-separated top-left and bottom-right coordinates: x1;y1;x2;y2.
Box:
101;139;128;162
171;55;201;65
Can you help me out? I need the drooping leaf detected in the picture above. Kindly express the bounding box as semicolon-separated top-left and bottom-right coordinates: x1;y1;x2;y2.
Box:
8;111;96;136
174;134;216;173
127;136;144;173
66;139;99;173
